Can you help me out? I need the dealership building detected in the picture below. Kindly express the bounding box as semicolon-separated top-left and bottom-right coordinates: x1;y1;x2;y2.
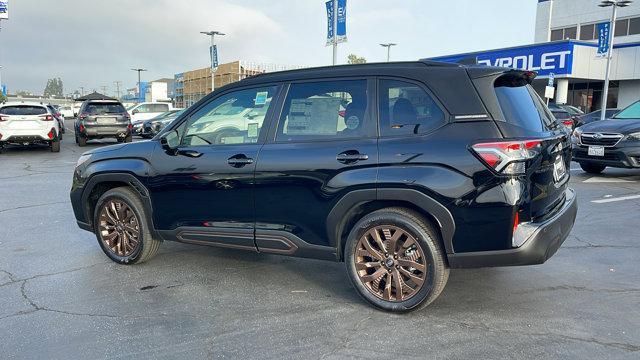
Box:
431;0;640;113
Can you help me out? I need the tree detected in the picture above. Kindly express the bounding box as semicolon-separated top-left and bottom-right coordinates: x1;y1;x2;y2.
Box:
347;54;367;64
43;78;64;98
0;92;6;104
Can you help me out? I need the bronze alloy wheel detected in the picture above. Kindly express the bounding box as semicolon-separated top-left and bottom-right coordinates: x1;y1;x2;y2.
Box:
98;199;141;257
354;225;427;302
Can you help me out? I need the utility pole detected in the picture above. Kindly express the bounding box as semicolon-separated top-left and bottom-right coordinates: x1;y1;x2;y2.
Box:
200;31;225;93
131;68;147;103
113;81;122;99
380;43;397;62
547;0;554;42
79;86;85;96
100;85;108;95
598;0;633;120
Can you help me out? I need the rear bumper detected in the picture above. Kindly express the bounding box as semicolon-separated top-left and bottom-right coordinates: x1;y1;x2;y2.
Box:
448;188;577;268
81;125;130;138
572;144;640;168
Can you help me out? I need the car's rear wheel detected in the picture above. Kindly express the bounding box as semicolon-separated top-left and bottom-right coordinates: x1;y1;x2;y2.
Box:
77;135;87;147
580;162;606;174
93;187;160;264
124;133;132;143
345;207;449;312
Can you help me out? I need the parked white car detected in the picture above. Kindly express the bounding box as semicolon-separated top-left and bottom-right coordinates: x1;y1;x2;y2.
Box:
73;102;83;117
59;105;74;118
0;102;61;153
127;102;173;122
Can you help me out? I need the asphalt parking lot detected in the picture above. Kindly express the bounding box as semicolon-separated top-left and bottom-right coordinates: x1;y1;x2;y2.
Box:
1;130;639;359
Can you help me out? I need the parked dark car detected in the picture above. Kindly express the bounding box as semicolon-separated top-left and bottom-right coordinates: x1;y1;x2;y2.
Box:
70;61;577;312
572;100;640;173
574;108;619;128
558;104;584;116
46;104;65;137
74;100;132;146
143;109;185;137
548;103;576;129
132;109;182;138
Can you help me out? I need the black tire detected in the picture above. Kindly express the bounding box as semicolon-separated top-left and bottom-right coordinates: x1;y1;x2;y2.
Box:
345;207;449;312
50;138;61;153
580;163;606;174
93;187;161;264
78;135;87;147
124;133;132;143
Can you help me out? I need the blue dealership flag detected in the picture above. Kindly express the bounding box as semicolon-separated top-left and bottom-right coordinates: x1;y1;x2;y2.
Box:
596;22;610;58
210;44;219;69
326;0;347;46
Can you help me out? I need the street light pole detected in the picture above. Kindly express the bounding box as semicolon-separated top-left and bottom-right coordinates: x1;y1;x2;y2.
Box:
332;0;338;65
201;31;225;93
131;68;147;102
380;43;397;62
598;0;633;120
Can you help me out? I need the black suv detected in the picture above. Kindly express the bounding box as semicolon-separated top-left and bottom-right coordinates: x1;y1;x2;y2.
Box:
75;100;132;146
70;61;577;312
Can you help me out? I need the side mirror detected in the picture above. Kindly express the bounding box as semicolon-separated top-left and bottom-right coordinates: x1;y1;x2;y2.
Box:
160;130;180;154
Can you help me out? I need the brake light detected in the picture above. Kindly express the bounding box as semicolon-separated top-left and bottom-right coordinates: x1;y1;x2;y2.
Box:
78;124;85;133
0;115;7;122
47;128;55;139
513;212;520;232
127;123;133;130
40;115;54;121
471;140;542;175
562;120;573;127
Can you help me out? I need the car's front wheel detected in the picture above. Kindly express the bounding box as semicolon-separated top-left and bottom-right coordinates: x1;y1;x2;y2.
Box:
93;187;161;264
345;207;449;312
580;162;606;174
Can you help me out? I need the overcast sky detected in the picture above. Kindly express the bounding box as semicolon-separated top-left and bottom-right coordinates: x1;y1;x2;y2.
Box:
0;0;538;95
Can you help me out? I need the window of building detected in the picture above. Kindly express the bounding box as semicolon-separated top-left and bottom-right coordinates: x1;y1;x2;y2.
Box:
551;26;578;41
615;19;629;37
378;80;446;137
276;80;370;142
580;24;595;40
629;17;640;35
181;86;277;146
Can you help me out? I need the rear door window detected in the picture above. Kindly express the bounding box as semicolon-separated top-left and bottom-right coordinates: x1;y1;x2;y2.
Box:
494;77;555;132
151;103;170;112
0;105;47;115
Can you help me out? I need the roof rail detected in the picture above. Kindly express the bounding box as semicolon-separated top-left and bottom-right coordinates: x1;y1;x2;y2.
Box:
418;59;461;67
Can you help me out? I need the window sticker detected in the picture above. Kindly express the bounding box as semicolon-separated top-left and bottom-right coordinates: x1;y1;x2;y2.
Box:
247;122;259;138
286;98;341;135
346;115;360;129
255;92;268;105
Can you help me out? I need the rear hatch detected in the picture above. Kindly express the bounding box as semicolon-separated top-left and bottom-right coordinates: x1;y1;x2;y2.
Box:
471;69;572;222
0;105;53;131
80;101;129;126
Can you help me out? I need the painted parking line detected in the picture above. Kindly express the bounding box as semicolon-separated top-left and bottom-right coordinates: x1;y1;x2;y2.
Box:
591;194;640;204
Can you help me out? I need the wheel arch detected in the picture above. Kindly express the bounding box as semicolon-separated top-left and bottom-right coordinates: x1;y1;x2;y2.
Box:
82;172;157;238
327;189;456;261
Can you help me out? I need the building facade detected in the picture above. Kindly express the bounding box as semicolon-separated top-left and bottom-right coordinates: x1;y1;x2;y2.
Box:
174;61;304;108
431;0;640;113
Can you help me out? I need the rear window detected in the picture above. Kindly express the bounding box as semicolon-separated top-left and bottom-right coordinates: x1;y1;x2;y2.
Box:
551;110;571;120
0;105;47;115
613;101;640;119
84;102;126;114
494;77;555;132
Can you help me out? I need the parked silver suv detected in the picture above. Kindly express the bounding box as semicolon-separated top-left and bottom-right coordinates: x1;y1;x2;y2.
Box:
74;100;132;146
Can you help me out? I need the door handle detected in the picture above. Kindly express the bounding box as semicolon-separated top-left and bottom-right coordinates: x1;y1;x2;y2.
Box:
177;149;203;158
336;151;369;164
227;154;254;168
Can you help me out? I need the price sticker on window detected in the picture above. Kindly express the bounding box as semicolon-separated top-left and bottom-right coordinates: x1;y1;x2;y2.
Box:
247;123;259;138
254;92;268;105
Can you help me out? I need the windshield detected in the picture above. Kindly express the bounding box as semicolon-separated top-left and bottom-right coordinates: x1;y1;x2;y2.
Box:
0;105;47;115
613;101;640;119
85;102;126;114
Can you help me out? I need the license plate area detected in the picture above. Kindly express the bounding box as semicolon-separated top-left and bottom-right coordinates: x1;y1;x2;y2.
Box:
97;117;117;124
553;156;566;183
587;145;605;157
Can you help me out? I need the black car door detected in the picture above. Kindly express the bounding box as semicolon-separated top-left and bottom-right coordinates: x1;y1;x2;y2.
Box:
146;85;280;249
253;79;378;258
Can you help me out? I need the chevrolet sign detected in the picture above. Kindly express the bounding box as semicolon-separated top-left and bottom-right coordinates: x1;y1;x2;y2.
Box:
428;41;575;76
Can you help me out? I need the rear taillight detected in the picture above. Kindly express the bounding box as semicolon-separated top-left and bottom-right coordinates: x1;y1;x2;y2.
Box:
0;115;7;122
78;124;85;133
562;120;573;127
471;140;542;175
47;128;55;139
79;113;88;120
127;123;133;130
40;115;54;121
124;112;131;120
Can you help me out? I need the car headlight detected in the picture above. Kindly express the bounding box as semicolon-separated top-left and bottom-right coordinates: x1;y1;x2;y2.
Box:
76;153;92;167
571;128;582;144
625;132;640;141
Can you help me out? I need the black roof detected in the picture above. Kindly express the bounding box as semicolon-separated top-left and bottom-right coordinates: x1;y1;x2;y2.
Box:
75;92;116;101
